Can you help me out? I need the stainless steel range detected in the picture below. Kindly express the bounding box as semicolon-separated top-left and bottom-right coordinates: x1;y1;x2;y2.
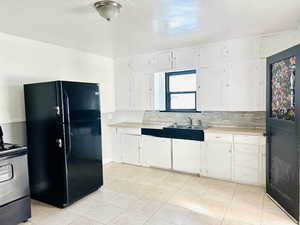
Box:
0;126;31;225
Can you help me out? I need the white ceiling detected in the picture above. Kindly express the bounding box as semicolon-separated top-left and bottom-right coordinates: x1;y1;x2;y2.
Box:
0;0;300;58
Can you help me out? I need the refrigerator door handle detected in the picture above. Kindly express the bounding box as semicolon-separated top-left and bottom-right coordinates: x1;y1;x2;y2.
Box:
56;139;63;148
63;91;72;156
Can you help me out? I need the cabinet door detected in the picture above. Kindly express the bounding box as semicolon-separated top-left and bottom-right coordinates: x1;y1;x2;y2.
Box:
234;144;259;185
153;72;166;111
114;58;132;111
112;129;123;162
227;37;260;61
132;72;154;111
260;144;266;186
173;47;198;71
204;142;232;181
152;51;172;72
121;134;140;165
223;60;265;111
131;53;157;73
172;139;201;174
199;42;230;66
141;135;171;169
197;65;228;111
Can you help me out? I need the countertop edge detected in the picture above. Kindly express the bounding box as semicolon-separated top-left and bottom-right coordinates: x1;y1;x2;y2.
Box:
108;123;266;136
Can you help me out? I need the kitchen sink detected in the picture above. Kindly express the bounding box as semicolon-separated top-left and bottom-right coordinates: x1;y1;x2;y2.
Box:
165;124;209;130
141;124;206;141
162;124;205;141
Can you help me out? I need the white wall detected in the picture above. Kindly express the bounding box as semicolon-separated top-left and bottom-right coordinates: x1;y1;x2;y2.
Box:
113;29;300;114
0;32;115;163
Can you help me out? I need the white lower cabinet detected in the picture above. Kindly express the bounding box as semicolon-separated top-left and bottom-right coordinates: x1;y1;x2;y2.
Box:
116;129;266;186
121;134;141;165
233;135;266;186
233;143;260;185
202;141;233;181
172;139;201;174
261;145;266;186
141;135;172;169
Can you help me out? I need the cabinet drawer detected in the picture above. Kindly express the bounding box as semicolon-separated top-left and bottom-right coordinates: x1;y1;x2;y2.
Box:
117;128;141;135
234;135;264;145
205;133;232;143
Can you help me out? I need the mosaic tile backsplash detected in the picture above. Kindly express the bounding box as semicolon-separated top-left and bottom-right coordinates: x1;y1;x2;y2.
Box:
143;111;266;129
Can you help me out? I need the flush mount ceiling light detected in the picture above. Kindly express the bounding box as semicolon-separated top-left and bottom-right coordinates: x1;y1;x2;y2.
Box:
94;0;122;21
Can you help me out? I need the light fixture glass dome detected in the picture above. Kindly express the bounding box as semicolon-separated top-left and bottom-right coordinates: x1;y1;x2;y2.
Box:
94;1;122;21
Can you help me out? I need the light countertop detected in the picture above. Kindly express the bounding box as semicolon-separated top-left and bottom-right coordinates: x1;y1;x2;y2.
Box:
109;122;167;129
204;127;265;136
109;122;266;136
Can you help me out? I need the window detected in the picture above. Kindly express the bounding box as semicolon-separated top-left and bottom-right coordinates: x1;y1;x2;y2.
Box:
165;70;197;112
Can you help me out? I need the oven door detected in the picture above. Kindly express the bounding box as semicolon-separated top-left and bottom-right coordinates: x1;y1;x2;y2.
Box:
0;153;30;206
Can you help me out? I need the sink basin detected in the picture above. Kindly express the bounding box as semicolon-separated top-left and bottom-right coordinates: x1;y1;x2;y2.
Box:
166;124;208;130
163;125;205;141
142;126;205;141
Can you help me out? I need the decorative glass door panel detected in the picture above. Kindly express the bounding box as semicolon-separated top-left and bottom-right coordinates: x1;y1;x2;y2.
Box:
271;56;296;121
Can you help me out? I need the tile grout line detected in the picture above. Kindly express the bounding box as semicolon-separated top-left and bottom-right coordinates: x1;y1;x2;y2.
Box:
219;183;238;225
140;200;168;225
259;192;267;225
141;177;191;225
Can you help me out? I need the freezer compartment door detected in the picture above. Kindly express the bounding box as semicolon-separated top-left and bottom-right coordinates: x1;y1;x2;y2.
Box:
65;120;103;204
61;81;101;122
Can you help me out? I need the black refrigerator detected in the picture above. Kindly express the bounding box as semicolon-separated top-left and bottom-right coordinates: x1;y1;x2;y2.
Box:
266;44;300;223
24;81;103;208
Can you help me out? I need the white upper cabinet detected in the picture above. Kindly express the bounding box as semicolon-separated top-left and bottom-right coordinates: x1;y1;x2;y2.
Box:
114;57;132;111
226;37;261;61
131;53;157;73
151;51;172;72
153;72;166;111
131;72;154;111
114;36;269;112
199;42;230;66
197;65;229;111
172;47;199;71
223;59;265;111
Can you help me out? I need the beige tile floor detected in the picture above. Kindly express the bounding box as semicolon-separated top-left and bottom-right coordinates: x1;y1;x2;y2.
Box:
22;163;295;225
